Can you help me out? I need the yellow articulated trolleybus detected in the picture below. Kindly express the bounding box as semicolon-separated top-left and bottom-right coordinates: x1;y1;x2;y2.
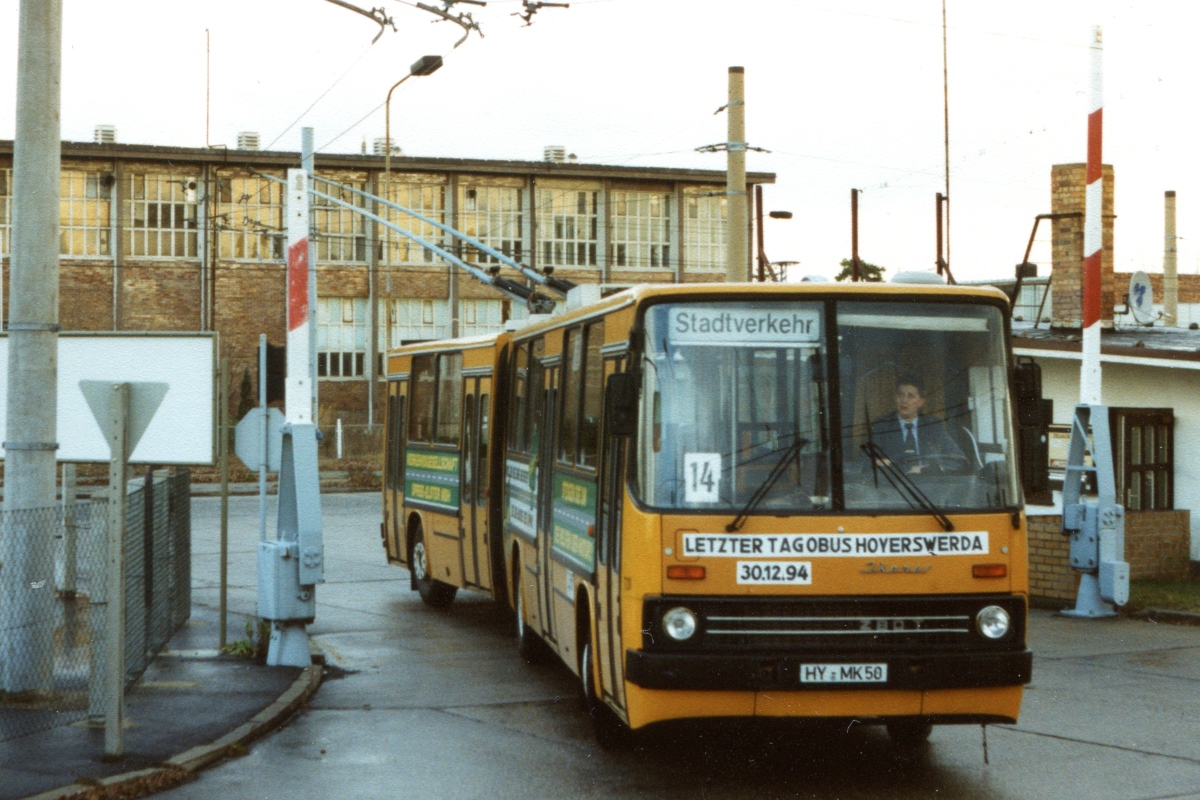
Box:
380;281;1032;747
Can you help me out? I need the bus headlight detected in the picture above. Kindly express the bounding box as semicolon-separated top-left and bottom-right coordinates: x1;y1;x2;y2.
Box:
662;607;698;641
976;605;1011;640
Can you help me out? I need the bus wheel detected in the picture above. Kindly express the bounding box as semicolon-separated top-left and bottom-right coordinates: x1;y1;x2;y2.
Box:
412;525;456;608
514;567;545;664
580;638;629;749
886;718;933;749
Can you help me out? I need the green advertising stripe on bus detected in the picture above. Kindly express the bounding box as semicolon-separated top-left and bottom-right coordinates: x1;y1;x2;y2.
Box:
551;473;596;571
405;448;460;511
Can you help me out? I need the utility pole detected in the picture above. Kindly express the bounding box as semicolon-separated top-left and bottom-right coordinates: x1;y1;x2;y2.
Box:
1;0;63;694
725;66;747;283
1164;191;1178;327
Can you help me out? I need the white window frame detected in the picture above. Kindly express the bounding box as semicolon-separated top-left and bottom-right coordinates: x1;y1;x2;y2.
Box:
380;298;451;349
381;176;446;266
683;188;727;273
216;173;285;261
60;169;113;257
610;190;671;270
124;172;200;259
317;297;368;379
314;178;367;263
458;185;523;265
537;187;598;269
0;167;11;259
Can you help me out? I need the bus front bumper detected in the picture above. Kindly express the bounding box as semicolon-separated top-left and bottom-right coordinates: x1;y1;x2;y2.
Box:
625;648;1032;692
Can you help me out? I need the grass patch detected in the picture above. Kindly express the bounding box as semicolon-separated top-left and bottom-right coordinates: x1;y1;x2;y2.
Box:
1127;578;1200;614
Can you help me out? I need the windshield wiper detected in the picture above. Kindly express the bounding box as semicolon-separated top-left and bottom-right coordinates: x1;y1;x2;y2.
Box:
727;436;809;532
860;441;955;532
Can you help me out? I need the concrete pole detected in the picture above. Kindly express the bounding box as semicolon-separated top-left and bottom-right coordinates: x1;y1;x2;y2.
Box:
104;383;130;758
1;0;63;695
1164;190;1178;327
725;66;747;283
302;129;318;426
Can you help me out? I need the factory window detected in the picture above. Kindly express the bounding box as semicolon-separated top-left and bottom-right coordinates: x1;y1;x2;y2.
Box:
0;168;10;258
459;299;508;338
124;173;199;258
215;174;285;261
317;297;368;379
60;169;113;257
610;190;671;269
457;184;523;266
380;176;446;266
682;188;726;273
537;187;597;269
313;178;367;262
381;298;451;348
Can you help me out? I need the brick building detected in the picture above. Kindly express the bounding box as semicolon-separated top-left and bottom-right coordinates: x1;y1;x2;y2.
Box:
0;137;775;426
1011;163;1198;602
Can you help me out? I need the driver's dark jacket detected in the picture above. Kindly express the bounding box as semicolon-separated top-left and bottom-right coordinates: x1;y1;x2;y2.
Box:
868;413;964;467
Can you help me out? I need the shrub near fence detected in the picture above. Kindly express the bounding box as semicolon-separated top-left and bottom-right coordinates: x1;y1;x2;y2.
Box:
0;469;191;742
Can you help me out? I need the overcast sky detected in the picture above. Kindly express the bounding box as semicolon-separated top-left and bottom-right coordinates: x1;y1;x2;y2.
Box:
1;0;1196;284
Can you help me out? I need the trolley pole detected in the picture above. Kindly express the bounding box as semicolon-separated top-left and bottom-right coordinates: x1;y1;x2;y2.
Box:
725;66;747;283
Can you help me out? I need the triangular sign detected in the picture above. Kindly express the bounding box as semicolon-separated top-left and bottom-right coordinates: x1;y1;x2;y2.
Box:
80;380;169;458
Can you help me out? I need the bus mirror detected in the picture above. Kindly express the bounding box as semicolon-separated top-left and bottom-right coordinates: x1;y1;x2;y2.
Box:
605;373;637;437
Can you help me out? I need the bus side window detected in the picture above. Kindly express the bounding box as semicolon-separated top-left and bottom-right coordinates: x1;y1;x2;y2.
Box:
462;394;475;505
478;395;490;507
436;353;463;446
579;321;604;469
386;392;399;490
409;355;435;444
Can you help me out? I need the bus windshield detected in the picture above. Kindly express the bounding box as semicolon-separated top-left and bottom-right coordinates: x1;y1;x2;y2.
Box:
634;298;1020;515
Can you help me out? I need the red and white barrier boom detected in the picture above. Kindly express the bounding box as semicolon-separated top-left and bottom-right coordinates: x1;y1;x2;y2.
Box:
1063;27;1129;619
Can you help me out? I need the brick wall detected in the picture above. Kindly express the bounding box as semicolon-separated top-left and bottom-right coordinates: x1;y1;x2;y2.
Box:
1050;163;1115;329
1028;510;1191;605
1124;510;1191;579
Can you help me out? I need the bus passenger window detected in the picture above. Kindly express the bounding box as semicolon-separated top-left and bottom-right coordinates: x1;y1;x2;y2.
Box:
436;353;463;445
579;321;604;469
409;355;435;443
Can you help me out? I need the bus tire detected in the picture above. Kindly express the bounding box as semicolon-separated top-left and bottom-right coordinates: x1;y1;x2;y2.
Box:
514;566;546;663
412;525;456;608
580;637;629;749
886;718;933;749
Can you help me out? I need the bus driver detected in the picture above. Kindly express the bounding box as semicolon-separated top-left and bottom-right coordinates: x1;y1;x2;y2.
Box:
869;375;964;473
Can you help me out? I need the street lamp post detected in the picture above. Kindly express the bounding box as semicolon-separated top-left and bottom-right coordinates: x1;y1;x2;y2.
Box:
373;54;442;427
383;54;443;201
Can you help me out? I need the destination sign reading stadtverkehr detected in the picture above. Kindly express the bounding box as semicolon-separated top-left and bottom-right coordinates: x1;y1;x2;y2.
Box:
681;532;989;558
668;306;821;346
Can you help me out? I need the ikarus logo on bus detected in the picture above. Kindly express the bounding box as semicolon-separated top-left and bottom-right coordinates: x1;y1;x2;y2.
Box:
681;532;989;585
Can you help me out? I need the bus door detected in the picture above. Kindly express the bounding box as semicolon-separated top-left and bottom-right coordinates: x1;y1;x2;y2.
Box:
459;375;493;592
595;361;627;710
537;367;560;644
387;382;408;563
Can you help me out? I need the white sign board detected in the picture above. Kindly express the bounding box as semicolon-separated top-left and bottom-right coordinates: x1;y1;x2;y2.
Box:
0;333;215;464
668;306;821;345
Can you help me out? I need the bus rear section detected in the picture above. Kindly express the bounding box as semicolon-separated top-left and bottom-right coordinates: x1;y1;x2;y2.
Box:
589;286;1030;742
380;333;508;608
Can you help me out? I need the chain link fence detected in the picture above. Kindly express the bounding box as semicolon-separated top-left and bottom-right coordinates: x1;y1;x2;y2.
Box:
0;469;191;742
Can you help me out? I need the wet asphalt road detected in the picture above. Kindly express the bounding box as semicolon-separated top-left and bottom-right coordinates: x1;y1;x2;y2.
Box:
161;492;1200;800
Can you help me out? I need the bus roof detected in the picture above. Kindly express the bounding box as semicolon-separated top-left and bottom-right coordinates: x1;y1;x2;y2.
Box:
386;281;1011;355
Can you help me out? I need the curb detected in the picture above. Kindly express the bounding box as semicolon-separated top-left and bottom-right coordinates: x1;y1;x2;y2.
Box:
22;658;324;800
1133;607;1200;626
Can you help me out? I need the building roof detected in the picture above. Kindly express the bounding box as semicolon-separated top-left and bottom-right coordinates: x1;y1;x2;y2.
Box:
0;139;776;186
1014;320;1200;367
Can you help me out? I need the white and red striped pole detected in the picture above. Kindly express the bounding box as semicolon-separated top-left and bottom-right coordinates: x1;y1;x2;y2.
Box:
1080;26;1103;406
286;168;314;424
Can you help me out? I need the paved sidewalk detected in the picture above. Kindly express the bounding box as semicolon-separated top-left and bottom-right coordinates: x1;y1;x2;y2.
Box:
2;603;320;800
